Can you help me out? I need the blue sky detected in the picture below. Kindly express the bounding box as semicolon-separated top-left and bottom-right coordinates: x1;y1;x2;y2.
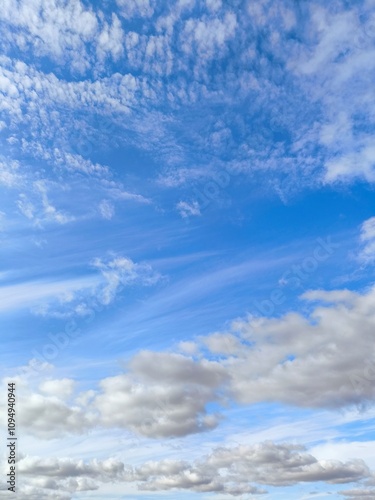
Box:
1;0;375;498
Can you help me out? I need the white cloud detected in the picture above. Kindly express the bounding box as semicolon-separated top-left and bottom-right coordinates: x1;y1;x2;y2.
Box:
0;0;374;199
176;200;201;218
105;183;152;204
206;0;222;13
2;353;225;440
33;180;74;225
116;0;154;19
17;195;35;220
134;442;369;492
94;351;227;437
202;332;243;355
0;372;94;440
97;14;124;62
7;283;375;441
5;273;375;447
311;440;375;472
15;180;75;227
181;12;237;61
0;159;21;187
359;216;375;263
11;455;127;498
0;0;99;72
0;276;98;313
340;488;375;499
17;391;95;439
7;440;372;498
361;217;375;242
289;4;375;185
177;340;199;355
20;141;110;178
0;253;160;316
98;199;115;220
324;140;375;184
91;255;161;306
158;167;209;187
39;378;76;399
222;286;375;408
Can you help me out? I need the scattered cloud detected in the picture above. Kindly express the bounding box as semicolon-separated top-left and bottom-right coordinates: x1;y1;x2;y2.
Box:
39;378;76;399
98;199;115;220
359;216;375;264
0;254;161;316
0;0;99;72
0;159;21;187
96;13;124;62
132;442;369;492
181;11;237;62
1;2;375;499
222;286;375;409
9;283;375;441
116;0;155;20
176;200;201;218
8;441;372;498
340;488;375;500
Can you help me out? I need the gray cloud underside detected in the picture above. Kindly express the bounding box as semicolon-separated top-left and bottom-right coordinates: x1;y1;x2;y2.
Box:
8;441;372;498
10;286;375;442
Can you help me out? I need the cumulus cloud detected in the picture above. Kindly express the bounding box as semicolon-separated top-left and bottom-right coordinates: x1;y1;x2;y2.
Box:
0;159;21;187
122;283;375;412
39;378;76;399
0;374;96;439
221;286;375;408
6;456;128;499
132;442;370;493
201;332;243;355
94;351;228;437
340;488;375;499
18;456;127;480
18;393;94;439
2;352;226;440
9;284;375;440
11;441;372;498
